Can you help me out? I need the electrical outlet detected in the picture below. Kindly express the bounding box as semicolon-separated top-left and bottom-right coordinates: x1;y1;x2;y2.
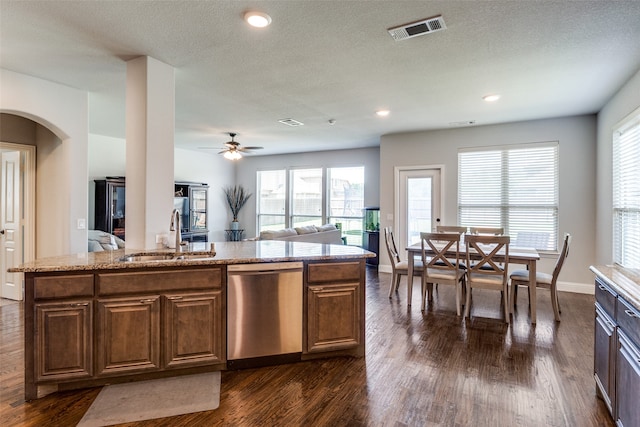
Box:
77;218;86;229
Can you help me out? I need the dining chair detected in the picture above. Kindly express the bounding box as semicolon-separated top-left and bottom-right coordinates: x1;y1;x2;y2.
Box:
510;233;572;322
436;225;468;234
469;227;504;235
420;232;466;314
383;227;424;298
464;234;511;322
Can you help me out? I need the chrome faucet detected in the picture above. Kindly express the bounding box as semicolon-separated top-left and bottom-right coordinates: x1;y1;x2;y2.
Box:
170;209;183;252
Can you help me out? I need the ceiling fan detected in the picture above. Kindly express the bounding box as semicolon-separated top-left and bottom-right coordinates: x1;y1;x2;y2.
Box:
202;133;263;160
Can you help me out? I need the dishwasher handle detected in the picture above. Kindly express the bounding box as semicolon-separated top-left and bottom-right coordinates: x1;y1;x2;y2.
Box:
227;262;303;274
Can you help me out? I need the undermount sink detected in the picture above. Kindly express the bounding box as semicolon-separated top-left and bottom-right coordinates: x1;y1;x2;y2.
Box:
118;252;217;262
118;254;177;262
174;252;216;260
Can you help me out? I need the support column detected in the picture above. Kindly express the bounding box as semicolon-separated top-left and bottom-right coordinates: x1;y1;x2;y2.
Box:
125;56;175;249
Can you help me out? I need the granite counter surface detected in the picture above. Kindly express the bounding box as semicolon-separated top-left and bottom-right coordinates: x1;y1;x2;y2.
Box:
10;241;375;273
590;264;640;312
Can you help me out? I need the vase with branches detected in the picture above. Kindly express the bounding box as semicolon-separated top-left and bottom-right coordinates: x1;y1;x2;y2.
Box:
224;185;252;229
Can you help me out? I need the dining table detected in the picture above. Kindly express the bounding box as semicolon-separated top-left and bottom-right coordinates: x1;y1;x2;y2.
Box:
406;239;541;321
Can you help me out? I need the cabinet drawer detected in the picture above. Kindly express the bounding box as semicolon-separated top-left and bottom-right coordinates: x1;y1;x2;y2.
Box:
307;261;362;284
595;278;617;319
617;296;640;348
97;268;222;296
34;274;94;299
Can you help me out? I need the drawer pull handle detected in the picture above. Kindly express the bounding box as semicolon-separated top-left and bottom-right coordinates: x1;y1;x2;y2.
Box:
70;302;89;307
139;299;155;304
598;284;606;291
625;309;640;318
167;296;183;300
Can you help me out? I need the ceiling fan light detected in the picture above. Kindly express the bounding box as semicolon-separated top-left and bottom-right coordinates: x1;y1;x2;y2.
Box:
244;11;272;28
224;150;242;160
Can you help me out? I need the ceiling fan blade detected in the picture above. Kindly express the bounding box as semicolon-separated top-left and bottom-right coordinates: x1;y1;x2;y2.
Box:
240;146;264;151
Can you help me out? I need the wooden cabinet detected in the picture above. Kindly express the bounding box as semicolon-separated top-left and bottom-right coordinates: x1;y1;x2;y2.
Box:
94;177;126;240
34;300;93;381
617;330;640;427
594;302;616;414
174;181;209;242
305;261;364;354
96;296;161;376
164;291;224;368
363;231;379;266
24;267;224;400
593;274;640;426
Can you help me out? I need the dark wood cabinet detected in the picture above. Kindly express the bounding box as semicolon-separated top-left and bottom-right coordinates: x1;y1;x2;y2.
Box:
94;179;209;242
363;231;379;266
174;181;209;242
305;261;364;354
94;177;126;240
35;300;93;381
594;302;616;415
96;296;161;376
617;330;640;427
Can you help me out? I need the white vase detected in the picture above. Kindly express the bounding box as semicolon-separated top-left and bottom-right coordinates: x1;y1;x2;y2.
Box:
231;221;240;230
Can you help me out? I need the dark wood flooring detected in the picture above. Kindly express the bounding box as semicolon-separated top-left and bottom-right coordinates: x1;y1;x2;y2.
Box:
0;267;613;426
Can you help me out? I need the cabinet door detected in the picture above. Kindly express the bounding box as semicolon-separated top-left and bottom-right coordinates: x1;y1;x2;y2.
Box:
96;296;160;376
594;303;616;415
35;301;93;381
617;331;640;427
307;283;360;353
164;291;224;368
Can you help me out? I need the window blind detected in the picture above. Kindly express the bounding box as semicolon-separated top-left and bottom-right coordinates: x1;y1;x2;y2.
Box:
458;142;559;251
613;110;640;268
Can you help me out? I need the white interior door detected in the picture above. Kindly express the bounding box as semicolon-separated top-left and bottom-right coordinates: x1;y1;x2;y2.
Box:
1;150;22;300
396;167;442;260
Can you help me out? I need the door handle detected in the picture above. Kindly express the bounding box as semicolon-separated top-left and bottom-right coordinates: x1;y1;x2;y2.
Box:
0;229;4;235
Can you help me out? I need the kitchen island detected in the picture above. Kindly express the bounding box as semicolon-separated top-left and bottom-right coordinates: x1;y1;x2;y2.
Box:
11;240;375;400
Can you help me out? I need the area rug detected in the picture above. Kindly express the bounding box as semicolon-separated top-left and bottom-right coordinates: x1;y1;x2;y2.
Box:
77;372;221;426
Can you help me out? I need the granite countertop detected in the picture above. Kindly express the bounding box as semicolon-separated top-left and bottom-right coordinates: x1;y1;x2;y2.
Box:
10;241;376;273
590;264;640;312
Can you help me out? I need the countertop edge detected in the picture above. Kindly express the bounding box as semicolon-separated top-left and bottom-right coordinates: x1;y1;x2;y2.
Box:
590;264;640;312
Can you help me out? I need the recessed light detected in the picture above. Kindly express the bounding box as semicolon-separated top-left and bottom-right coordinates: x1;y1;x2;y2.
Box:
483;94;500;102
244;11;272;28
376;110;390;117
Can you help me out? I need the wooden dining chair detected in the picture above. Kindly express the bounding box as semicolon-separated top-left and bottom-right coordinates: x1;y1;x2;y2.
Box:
469;226;504;235
436;225;468;234
464;234;511;322
420;232;466;314
510;233;572;322
383;227;423;298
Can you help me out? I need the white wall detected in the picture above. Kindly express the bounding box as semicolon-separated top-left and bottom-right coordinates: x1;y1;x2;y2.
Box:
87;135;234;242
235;147;381;238
596;68;640;265
380;115;597;289
1;69;89;256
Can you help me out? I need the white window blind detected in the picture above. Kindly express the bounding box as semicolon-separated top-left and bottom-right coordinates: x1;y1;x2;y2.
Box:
458;142;559;251
613;109;640;269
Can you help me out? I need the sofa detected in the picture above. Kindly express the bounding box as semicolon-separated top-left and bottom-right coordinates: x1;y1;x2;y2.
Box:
257;224;343;244
88;230;125;252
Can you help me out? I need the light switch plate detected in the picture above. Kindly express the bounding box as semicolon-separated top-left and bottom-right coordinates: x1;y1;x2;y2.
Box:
77;218;86;229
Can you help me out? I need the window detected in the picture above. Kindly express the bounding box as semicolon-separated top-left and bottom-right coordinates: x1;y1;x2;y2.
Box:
613;108;640;269
291;168;323;227
257;170;286;231
458;142;559;251
256;166;365;245
328;167;365;245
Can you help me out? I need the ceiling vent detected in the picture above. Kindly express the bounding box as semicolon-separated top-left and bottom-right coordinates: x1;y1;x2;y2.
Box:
278;118;304;127
388;15;446;41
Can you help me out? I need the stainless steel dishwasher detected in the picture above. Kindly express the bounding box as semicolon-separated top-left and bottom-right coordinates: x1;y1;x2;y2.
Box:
227;262;303;369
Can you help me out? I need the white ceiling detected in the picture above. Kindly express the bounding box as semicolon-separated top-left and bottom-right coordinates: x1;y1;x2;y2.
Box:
2;1;640;156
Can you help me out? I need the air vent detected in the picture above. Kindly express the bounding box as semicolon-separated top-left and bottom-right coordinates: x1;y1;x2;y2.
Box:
388;15;446;41
278;118;304;127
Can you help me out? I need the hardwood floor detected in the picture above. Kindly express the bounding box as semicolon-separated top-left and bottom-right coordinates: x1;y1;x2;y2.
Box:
1;267;613;426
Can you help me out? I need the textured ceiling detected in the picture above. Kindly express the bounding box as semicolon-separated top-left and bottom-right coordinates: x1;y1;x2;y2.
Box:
2;1;640;156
